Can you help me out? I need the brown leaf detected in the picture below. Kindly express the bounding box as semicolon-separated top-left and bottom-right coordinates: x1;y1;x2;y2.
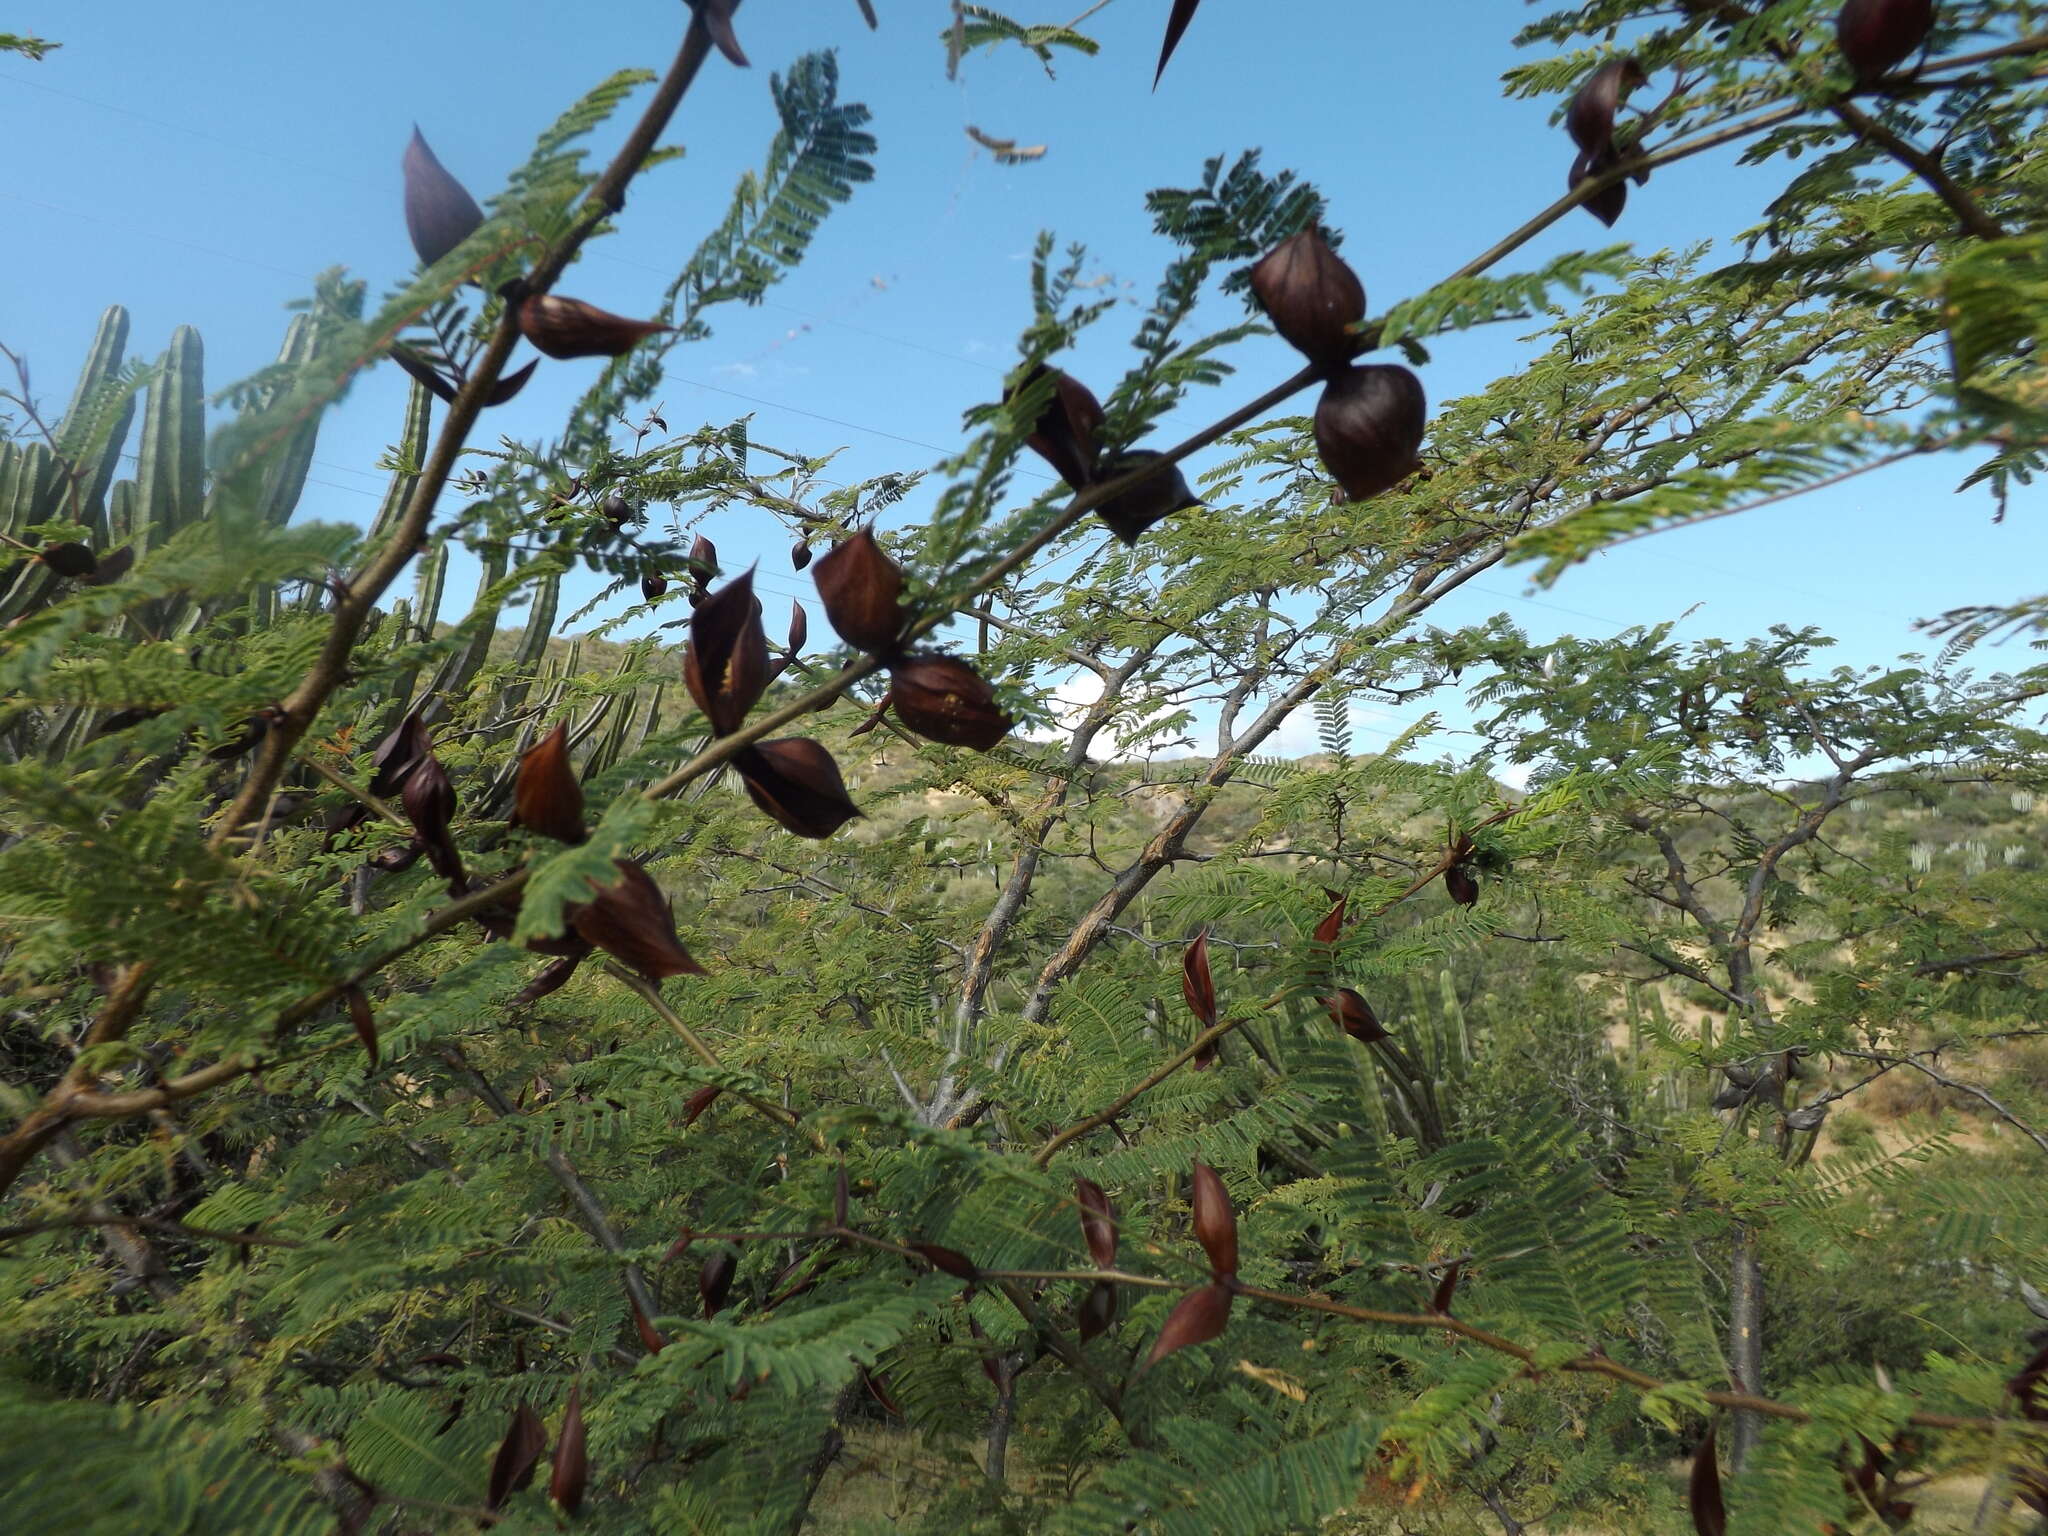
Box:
571;861;705;981
549;1381;588;1515
684;570;770;735
1094;449;1202;544
343;985;379;1072
1837;0;1935;84
1145;1282;1232;1366
1325;988;1387;1043
811;528;906;656
1688;1424;1726;1536
1155;0;1203;87
889;652;1013;750
1075;1176;1119;1267
734;739;862;839
911;1243;979;1280
631;1298;666;1355
1190;1161;1238;1279
1250;228;1366;366
700;1249;738;1317
403;127;484;268
1181;929;1218;1028
487;1400;547;1511
1008;364;1103;490
1077;1280;1119;1342
512;724;588;844
518;294;671;360
1314;364;1427;502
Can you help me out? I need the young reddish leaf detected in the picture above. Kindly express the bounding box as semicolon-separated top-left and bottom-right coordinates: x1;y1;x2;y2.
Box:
1688;1424;1727;1536
734;739;862;839
1181;929;1218;1028
682;1084;723;1126
911;1244;980;1280
1250;228;1366;366
511;724;587;844
684;571;771;736
1075;1177;1119;1267
1314;364;1427;502
700;1249;737;1317
889;653;1014;750
487;1400;547;1511
811;529;906;656
518;294;671;360
630;1298;666;1355
1190;1162;1238;1279
343;985;379;1072
1430;1259;1464;1315
549;1381;588;1515
570;861;705;981
402;127;484;268
1154;0;1203;87
1077;1280;1119;1342
1313;891;1347;946
1145;1283;1232;1367
1325;988;1387;1044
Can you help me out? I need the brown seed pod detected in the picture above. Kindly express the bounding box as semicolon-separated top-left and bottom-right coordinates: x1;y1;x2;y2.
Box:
571;861;705;980
548;1382;587;1515
1189;1161;1238;1278
1093;449;1203;544
1075;1177;1119;1268
1837;0;1935;84
513;954;584;1006
1444;863;1480;908
83;545;134;585
684;571;770;736
641;573;668;602
1314;891;1346;946
1009;364;1104;490
1568;147;1630;227
1314;364;1427;501
487;1402;547;1512
1688;1423;1727;1536
1566;58;1647;162
734;739;862;839
1181;929;1218;1029
682;1084;723;1125
511;723;587;845
690;0;751;67
1145;1282;1232;1367
889;653;1013;750
518;294;671;360
811;529;907;656
910;1244;980;1280
1077;1279;1119;1341
344;985;379;1072
700;1249;739;1317
401;748;463;882
1325;987;1387;1043
403;127;485;269
38;542;98;579
1250;228;1366;366
791;540;813;570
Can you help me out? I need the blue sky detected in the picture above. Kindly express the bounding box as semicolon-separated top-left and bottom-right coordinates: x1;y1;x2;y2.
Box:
4;1;2041;761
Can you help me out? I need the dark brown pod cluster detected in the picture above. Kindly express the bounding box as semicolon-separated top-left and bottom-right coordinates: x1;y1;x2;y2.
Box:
1837;0;1935;84
517;294;671;360
1010;364;1105;491
403;127;484;268
1250;227;1366;366
1314;364;1427;502
1565;58;1649;227
570;860;705;980
510;723;587;844
1094;450;1203;544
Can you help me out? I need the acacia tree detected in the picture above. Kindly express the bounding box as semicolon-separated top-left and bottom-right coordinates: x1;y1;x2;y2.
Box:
3;2;2047;1532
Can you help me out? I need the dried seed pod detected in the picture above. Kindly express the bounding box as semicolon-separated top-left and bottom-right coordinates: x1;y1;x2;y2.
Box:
513;954;583;1006
1837;0;1935;84
83;545;134;585
1569;147;1629;227
889;653;1013;750
1250;228;1366;366
401;748;464;882
344;985;379;1071
811;528;907;655
1145;1282;1232;1367
786;602;808;657
403;127;485;268
1314;891;1347;946
38;542;98;579
688;534;718;591
1155;0;1204;87
511;724;588;844
682;1084;722;1125
701;1249;738;1317
1314;364;1426;502
1093;449;1202;544
1688;1423;1727;1536
1566;58;1647;162
1326;987;1387;1043
1444;863;1479;908
631;1299;666;1356
1075;1177;1119;1268
1181;929;1218;1029
1189;1161;1238;1278
1077;1280;1119;1341
487;1402;548;1511
1009;364;1103;490
641;573;667;601
487;359;540;406
549;1382;587;1515
600;493;633;526
518;294;671;360
734;738;862;839
1430;1258;1463;1315
690;0;750;67
911;1244;979;1280
571;860;705;980
791;540;813;571
685;571;771;736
